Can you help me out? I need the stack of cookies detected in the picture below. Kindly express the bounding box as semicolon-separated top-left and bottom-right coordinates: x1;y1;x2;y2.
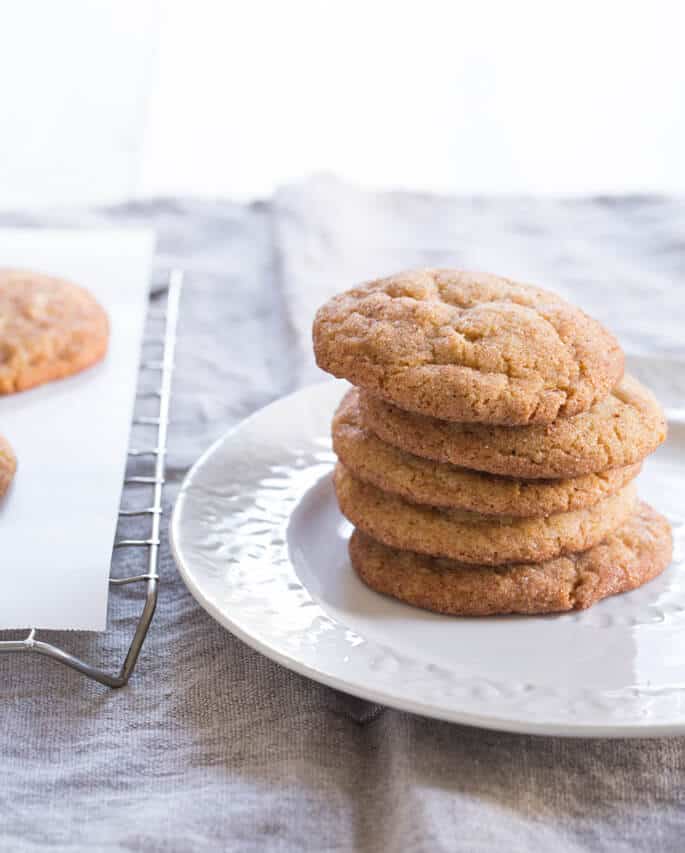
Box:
313;269;672;616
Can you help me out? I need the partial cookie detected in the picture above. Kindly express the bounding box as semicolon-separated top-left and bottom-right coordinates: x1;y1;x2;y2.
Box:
360;375;665;480
334;464;637;565
349;502;672;615
0;435;16;497
313;268;623;425
0;269;109;394
334;388;641;517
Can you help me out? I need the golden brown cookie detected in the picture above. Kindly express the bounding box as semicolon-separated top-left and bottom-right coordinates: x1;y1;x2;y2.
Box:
313;268;623;425
334;464;637;565
0;435;16;497
349;502;672;615
360;375;666;480
0;269;109;394
333;388;641;516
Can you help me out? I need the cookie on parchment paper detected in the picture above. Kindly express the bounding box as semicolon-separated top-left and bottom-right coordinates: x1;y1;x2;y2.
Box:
0;435;16;497
0;269;109;395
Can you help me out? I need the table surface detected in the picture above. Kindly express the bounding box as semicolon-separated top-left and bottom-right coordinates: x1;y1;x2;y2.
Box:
2;177;685;853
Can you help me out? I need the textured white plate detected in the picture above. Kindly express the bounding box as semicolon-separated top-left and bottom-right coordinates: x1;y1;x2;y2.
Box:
171;382;685;737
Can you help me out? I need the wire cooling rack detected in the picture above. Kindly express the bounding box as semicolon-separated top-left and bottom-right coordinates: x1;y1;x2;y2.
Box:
0;269;183;687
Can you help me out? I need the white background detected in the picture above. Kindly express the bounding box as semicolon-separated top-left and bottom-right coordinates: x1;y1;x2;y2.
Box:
0;0;684;207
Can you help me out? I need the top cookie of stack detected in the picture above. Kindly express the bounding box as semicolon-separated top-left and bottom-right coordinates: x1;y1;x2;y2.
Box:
313;268;624;426
312;268;670;616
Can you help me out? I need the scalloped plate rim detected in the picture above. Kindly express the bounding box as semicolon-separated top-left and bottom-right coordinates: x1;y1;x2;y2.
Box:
170;381;685;739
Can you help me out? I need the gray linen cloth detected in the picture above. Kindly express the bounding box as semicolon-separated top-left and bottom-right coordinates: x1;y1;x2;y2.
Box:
1;178;685;853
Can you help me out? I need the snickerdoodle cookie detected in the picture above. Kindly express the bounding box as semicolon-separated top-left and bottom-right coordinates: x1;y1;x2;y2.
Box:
334;464;637;565
313;269;623;425
0;435;16;497
349;502;672;615
359;375;665;480
0;269;109;394
333;388;641;516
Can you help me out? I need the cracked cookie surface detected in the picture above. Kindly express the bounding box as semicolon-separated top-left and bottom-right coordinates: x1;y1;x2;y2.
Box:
0;434;16;497
314;269;624;424
334;464;637;565
0;269;109;394
360;375;666;480
349;502;672;615
333;388;641;516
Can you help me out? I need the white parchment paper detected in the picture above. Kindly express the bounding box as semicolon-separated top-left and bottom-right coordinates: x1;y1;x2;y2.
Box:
0;229;154;630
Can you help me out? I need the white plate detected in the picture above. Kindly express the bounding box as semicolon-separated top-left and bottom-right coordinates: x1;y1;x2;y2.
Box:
171;382;685;737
